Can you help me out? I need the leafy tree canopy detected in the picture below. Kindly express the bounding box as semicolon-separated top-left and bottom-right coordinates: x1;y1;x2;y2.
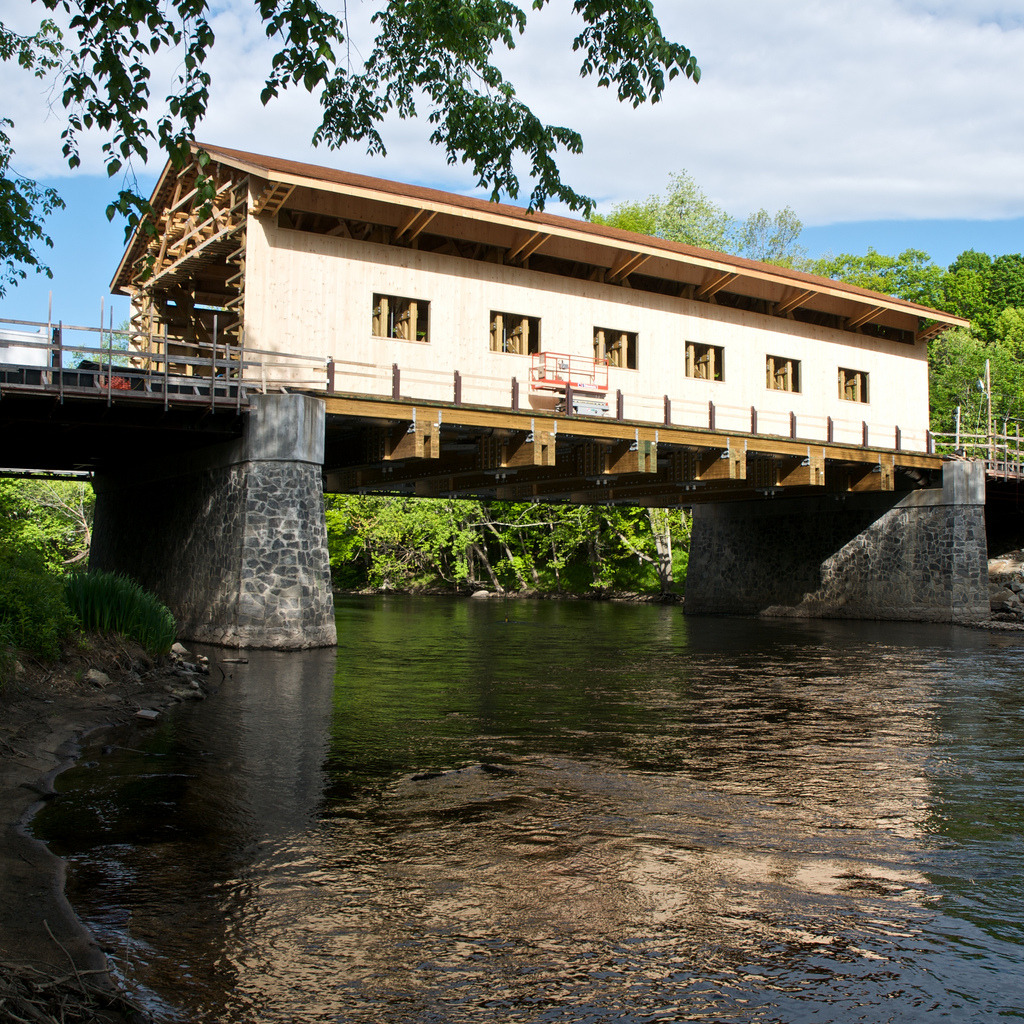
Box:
591;170;805;266
808;247;947;309
1;0;701;297
943;250;1024;342
0;18;64;297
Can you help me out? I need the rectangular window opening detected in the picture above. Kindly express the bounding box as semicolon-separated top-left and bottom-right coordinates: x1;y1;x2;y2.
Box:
594;327;638;370
766;354;801;393
490;311;540;355
372;294;429;343
685;341;725;381
839;367;869;403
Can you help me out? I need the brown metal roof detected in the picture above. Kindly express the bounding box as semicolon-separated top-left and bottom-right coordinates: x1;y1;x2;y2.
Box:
111;142;969;333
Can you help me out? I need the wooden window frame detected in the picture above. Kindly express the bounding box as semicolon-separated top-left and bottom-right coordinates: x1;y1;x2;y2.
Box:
490;311;540;355
685;341;725;382
594;327;638;370
372;294;429;343
766;354;801;393
838;367;869;404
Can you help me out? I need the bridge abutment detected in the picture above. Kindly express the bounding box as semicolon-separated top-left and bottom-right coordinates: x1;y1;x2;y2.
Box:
685;461;988;623
91;393;336;649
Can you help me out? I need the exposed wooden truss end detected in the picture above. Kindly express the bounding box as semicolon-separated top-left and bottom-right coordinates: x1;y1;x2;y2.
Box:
774;288;815;318
251;180;295;217
843;455;895;492
846;305;886;331
479;429;557;470
506;230;547;264
697;270;738;302
395;208;438;243
669;446;746;483
915;321;948;344
609;252;651;283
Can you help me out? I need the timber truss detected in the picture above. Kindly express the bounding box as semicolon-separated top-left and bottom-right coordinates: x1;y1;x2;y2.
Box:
126;157;248;372
321;395;941;506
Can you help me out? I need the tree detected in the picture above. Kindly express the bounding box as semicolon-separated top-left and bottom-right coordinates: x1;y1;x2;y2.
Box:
592;170;805;265
928;327;1024;440
738;206;804;266
1;19;64;298
944;250;1024;342
0;479;94;568
808;248;946;308
1;1;701;294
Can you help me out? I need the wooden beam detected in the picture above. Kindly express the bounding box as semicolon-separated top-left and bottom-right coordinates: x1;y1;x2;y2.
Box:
777;450;825;488
395;208;438;242
506;230;547;263
774;288;815;317
609;252;650;282
604;439;657;474
845;305;886;331
842;454;895;492
696;270;738;301
383;419;440;461
478;429;556;469
668;447;746;483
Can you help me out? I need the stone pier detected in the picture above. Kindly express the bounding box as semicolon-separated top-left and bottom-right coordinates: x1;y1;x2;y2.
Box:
685;461;989;623
91;393;336;649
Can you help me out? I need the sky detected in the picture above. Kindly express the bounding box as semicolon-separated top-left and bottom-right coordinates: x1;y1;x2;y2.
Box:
2;0;1023;333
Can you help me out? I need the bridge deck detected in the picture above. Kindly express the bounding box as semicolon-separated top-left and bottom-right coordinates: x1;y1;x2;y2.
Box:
321;392;942;506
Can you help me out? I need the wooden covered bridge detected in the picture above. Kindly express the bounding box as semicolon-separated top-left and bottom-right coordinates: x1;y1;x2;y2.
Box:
0;145;991;645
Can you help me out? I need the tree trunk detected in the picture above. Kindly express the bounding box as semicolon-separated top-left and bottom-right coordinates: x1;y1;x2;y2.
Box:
647;508;674;593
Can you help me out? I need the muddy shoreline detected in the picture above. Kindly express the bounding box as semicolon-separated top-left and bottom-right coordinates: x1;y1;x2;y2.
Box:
0;637;211;1022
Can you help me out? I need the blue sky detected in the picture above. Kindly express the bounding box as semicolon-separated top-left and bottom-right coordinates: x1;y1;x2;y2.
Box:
2;1;1023;331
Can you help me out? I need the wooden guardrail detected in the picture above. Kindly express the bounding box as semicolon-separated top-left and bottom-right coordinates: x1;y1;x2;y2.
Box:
2;315;931;453
931;431;1024;479
0;317;328;412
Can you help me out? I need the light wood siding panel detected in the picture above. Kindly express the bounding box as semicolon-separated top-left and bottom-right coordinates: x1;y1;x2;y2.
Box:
243;219;930;443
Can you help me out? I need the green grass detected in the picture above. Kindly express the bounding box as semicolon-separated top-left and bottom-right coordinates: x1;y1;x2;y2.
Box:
64;572;177;657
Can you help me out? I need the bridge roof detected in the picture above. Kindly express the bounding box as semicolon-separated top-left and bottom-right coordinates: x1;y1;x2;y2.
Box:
113;143;968;341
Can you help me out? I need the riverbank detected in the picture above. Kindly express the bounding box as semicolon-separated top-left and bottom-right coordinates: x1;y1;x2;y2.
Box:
0;636;211;1023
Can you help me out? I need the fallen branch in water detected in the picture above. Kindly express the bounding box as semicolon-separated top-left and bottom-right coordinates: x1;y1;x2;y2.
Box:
0;958;151;1024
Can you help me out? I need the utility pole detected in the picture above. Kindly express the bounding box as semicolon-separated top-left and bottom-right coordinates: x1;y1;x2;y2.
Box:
986;358;994;464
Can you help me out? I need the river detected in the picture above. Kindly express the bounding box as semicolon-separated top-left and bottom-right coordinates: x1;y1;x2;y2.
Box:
33;596;1024;1022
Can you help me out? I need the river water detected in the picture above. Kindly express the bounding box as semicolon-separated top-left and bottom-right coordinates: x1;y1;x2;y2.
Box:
33;597;1024;1022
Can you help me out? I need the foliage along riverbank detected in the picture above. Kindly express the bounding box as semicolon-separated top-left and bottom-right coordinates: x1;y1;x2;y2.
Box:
325;496;691;598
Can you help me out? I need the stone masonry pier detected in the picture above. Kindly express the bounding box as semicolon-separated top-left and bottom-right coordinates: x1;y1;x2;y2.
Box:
91;394;336;649
685;461;989;623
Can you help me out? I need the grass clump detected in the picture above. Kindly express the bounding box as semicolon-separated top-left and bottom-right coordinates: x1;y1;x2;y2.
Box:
65;571;177;657
0;548;75;662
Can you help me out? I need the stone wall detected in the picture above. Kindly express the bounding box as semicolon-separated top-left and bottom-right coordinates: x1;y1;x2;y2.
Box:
91;394;336;649
685;462;989;624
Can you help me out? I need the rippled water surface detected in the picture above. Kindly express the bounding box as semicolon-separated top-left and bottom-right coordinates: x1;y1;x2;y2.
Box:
34;597;1024;1021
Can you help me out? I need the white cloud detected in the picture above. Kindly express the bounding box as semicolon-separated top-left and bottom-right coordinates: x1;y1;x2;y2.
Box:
2;0;1023;225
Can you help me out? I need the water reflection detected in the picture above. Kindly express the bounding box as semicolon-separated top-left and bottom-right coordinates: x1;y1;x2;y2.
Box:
34;599;1024;1021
